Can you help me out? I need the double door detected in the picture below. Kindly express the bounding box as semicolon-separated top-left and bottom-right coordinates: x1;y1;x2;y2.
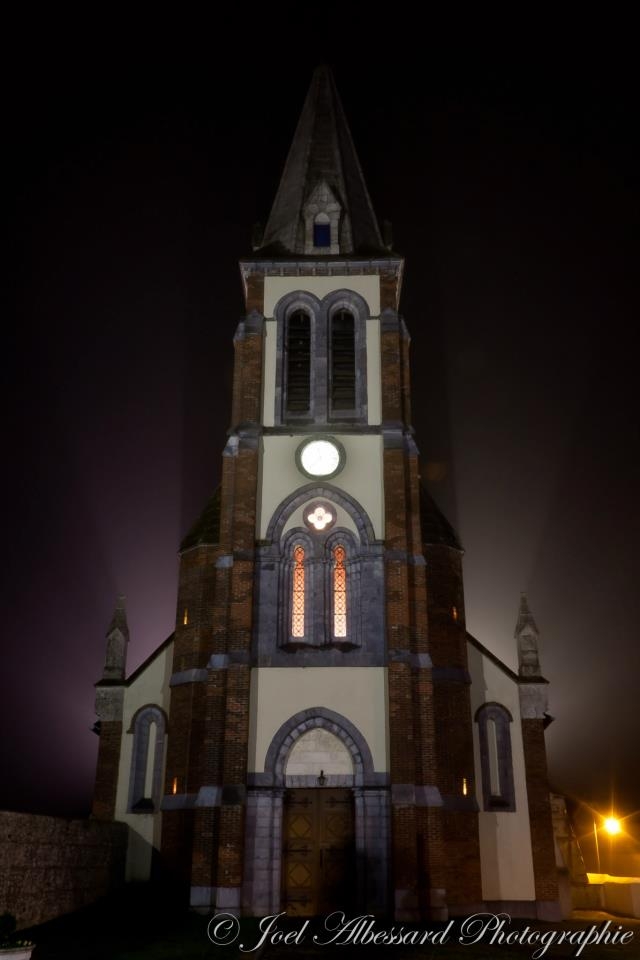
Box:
282;788;355;916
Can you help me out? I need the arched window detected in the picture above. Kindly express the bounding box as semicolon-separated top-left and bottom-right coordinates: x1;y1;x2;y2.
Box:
281;531;316;647
128;705;167;813
285;310;311;414
475;703;516;812
274;290;368;426
330;309;356;413
292;545;305;638
332;545;347;638
325;530;360;648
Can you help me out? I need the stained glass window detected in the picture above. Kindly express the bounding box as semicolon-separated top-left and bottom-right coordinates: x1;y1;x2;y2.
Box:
333;545;347;638
292;545;305;637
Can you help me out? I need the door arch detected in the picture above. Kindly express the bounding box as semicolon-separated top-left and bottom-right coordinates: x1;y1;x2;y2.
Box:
243;708;389;916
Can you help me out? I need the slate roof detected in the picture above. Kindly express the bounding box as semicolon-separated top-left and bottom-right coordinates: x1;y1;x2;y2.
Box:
180;486;221;551
419;486;462;550
259;65;385;256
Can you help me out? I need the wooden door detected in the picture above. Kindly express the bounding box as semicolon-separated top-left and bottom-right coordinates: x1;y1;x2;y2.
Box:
283;788;354;916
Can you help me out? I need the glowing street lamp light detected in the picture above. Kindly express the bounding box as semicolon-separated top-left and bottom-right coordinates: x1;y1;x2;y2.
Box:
593;814;622;873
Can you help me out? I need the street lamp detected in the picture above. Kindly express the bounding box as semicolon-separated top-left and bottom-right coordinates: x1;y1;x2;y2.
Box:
593;814;622;873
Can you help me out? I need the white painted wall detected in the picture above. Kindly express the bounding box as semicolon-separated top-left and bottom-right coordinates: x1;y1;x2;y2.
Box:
257;434;384;540
366;317;381;425
114;642;173;881
248;667;388;773
467;640;537;901
262;318;278;427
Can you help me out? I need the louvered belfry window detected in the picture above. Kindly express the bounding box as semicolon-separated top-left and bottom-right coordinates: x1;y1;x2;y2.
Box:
286;310;311;413
331;310;356;412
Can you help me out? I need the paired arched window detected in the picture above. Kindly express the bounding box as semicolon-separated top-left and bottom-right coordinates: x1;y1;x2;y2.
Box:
127;705;167;814
277;292;367;424
475;703;516;812
282;525;360;649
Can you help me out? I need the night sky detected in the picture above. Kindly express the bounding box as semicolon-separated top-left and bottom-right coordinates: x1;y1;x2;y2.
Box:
3;20;638;869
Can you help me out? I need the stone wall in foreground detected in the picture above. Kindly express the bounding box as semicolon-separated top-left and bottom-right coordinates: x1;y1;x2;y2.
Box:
0;811;127;929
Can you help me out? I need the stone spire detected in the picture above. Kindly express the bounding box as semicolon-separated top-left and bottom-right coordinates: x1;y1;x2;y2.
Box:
260;65;385;256
515;592;542;678
102;594;129;681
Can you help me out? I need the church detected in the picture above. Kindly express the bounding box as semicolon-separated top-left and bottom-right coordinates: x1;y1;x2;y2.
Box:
91;67;561;922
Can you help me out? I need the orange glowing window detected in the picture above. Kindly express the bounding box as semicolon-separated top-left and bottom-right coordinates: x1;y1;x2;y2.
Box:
172;777;178;796
292;546;305;637
462;777;468;796
333;545;347;638
452;606;458;621
183;608;189;626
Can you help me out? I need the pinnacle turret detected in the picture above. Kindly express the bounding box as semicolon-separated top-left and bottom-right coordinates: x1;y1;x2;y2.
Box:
515;592;542;678
102;594;129;681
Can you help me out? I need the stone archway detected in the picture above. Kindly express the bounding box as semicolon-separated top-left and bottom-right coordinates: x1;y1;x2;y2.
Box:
242;708;389;916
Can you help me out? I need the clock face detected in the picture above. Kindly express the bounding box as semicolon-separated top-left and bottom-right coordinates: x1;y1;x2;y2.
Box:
296;437;345;479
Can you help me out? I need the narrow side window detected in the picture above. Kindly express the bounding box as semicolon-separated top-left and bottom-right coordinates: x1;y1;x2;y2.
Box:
476;703;516;812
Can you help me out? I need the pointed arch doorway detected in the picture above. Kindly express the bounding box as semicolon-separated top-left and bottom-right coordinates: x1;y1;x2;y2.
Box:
243;708;390;917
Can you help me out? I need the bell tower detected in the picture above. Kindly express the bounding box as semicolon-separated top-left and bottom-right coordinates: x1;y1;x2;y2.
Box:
240;64;401;918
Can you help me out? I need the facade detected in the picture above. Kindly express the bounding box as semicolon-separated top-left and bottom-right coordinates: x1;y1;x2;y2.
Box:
92;67;561;921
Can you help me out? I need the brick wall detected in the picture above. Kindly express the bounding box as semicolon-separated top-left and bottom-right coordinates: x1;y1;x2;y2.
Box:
521;719;559;902
0;811;127;929
91;719;122;821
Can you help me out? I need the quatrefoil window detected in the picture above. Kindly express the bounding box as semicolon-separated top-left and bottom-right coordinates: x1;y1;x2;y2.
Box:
304;502;336;533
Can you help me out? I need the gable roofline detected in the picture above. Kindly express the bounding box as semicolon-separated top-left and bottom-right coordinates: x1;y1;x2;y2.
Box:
466;631;549;685
95;632;174;689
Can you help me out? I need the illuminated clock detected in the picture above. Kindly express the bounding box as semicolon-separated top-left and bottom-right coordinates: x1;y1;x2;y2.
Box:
296;437;345;479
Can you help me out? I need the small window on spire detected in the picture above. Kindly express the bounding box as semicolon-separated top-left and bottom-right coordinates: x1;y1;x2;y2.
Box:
313;212;331;248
